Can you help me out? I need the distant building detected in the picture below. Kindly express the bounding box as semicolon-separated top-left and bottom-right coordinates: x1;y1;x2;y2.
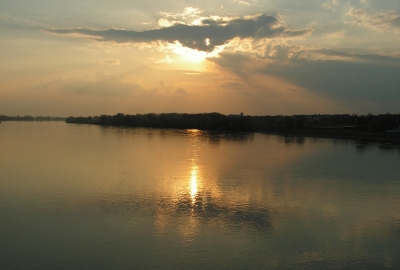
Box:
229;112;244;117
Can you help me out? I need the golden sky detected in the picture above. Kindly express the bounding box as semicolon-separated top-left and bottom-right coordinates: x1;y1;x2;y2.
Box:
1;0;399;116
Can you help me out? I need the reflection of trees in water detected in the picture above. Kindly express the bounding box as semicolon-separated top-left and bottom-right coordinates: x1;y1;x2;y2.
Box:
96;126;254;145
84;191;271;232
207;132;254;145
175;191;271;231
283;136;305;145
378;143;398;151
355;142;372;154
136;128;255;145
354;141;400;154
279;134;400;153
282;259;398;270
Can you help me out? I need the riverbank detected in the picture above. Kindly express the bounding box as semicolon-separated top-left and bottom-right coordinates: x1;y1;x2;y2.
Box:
64;113;400;143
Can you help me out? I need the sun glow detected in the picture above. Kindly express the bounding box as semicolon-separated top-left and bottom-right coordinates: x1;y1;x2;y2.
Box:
166;41;222;63
174;45;207;63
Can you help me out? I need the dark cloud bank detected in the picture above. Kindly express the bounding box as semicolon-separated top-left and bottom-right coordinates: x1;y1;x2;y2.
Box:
46;14;311;51
267;50;400;102
211;49;400;112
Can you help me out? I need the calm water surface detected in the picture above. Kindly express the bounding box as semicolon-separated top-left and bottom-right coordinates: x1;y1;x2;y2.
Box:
1;121;399;269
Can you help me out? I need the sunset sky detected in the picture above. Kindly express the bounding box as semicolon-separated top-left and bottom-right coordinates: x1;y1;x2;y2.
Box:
1;0;399;116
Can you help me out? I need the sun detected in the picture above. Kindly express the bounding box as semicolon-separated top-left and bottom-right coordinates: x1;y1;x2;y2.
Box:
167;42;208;63
157;41;225;70
166;40;222;64
179;48;208;63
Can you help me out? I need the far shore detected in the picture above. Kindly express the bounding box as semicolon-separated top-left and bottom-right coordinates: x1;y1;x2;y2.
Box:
2;113;399;143
63;112;400;144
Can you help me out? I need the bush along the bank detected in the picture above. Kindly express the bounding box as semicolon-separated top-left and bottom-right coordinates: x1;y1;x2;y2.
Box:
65;113;400;133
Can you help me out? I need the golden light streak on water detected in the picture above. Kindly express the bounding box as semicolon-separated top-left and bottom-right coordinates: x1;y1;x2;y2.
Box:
190;165;198;206
187;128;201;207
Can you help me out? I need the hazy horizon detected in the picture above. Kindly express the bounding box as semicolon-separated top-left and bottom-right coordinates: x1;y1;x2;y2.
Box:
2;111;399;119
1;0;399;116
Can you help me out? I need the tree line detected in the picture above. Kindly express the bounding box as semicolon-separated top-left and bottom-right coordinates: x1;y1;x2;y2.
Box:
65;113;400;133
0;115;66;121
65;113;254;131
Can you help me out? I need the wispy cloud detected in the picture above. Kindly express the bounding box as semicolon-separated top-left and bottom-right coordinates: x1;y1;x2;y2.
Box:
348;8;400;33
174;87;187;95
326;29;346;38
159;7;203;20
322;0;339;10
89;58;120;65
45;14;312;52
155;55;176;64
0;13;46;28
234;0;251;6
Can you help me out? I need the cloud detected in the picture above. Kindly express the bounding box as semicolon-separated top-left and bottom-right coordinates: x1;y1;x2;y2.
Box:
60;79;137;97
183;73;202;75
262;50;400;106
174;87;187;95
348;8;400;33
0;13;49;29
182;7;203;16
294;47;400;63
326;29;346;38
210;49;400;113
32;72;144;98
159;7;203;19
322;0;339;10
45;14;312;52
208;51;347;113
155;55;176;64
89;58;120;65
234;0;251;6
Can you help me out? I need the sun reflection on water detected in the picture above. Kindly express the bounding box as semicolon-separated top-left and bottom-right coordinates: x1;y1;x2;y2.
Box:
190;165;198;206
187;129;202;208
187;128;201;135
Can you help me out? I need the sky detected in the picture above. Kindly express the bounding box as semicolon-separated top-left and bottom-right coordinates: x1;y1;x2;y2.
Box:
1;0;399;116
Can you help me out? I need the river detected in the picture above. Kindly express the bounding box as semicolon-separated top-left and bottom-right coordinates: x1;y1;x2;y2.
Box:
1;121;399;269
